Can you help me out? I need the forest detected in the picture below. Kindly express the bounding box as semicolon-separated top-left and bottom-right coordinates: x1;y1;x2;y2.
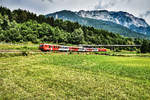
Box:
0;6;150;53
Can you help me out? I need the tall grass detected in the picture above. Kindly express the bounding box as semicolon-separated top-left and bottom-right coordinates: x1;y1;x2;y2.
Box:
0;43;39;50
0;54;150;99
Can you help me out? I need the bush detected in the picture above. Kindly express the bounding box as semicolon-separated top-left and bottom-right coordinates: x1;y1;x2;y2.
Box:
22;50;29;56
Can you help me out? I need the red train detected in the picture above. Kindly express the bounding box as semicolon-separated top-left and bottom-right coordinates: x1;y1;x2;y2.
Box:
39;43;107;52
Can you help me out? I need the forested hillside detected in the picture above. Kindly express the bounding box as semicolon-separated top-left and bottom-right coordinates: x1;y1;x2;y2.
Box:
0;7;137;44
0;6;150;53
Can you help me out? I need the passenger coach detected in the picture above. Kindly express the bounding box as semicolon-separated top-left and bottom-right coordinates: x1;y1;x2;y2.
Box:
39;43;107;52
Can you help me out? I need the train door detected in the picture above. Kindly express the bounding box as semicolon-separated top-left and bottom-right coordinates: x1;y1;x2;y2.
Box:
49;45;52;51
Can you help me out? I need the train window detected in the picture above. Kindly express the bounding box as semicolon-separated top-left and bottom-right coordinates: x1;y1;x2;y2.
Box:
40;45;43;47
62;46;66;49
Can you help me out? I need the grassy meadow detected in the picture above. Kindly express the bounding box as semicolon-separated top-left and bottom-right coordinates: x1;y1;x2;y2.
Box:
0;53;150;99
0;43;39;51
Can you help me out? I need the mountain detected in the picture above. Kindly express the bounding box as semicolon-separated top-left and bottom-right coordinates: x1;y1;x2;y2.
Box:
76;10;150;35
46;10;149;39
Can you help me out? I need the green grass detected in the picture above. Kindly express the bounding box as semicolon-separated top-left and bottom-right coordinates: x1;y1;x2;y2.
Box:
0;54;150;99
0;43;39;50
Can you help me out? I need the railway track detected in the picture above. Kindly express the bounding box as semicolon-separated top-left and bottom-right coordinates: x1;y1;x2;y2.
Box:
0;50;42;53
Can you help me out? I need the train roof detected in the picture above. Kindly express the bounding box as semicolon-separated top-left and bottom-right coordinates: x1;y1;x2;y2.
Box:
40;43;82;48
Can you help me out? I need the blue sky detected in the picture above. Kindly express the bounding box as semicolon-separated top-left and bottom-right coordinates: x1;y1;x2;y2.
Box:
0;0;150;24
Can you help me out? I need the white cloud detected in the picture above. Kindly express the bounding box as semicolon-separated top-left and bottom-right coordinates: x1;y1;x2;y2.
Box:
0;0;150;24
42;0;53;3
0;0;53;14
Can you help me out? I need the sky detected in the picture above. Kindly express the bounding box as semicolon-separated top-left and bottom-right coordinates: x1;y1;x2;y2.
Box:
0;0;150;25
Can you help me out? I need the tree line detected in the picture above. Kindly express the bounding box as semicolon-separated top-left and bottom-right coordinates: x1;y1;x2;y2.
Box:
0;6;150;53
